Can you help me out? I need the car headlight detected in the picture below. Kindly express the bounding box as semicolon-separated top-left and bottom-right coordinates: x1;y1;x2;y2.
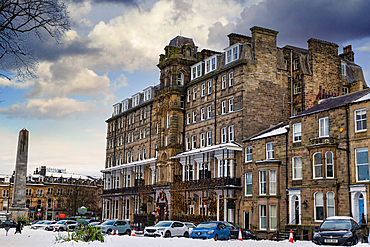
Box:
313;232;321;238
343;232;353;238
207;230;214;234
157;228;165;231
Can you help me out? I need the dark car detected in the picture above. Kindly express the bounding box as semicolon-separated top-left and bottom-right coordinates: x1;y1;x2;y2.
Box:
312;216;364;245
0;221;17;228
223;222;256;240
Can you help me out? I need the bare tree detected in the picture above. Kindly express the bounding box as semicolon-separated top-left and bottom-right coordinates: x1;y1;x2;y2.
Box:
0;0;70;79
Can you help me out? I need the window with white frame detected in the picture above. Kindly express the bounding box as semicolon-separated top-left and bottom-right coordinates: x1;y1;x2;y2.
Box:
138;149;142;161
132;112;135;123
245;172;252;196
128;133;130;143
266;142;274;159
222;75;226;89
260;205;267;230
229;98;234;112
226;49;232;64
356;147;369;181
313;152;323;179
221;127;227;143
355;109;367;132
132;132;134;142
206;60;210;73
207;106;212;118
192;135;196;149
342;87;349;95
201;83;205;97
292;156;302;180
270;204;277;230
178;72;184;85
341;63;346;76
143;148;146;159
327;191;335;217
293;59;299;70
193;87;197;100
139;129;142;139
131;151;133;162
166;112;170;128
187;90;191;102
207;81;212;94
326;151;334;178
222;100;227;114
140;109;143;121
314;191;324;221
207;131;212;146
200;133;205;148
229;125;234;142
185;165;194;181
229;72;234;86
294;82;301;94
186;137;190;150
193;111;196;122
319;117;329;137
245;146;252;162
2;190;9;198
269;170;277;195
187;113;191;124
143;128;146;138
293;123;301;142
191;63;202;80
211;57;216;70
144;107;147;119
201;108;205;120
225;44;239;65
259;170;267;195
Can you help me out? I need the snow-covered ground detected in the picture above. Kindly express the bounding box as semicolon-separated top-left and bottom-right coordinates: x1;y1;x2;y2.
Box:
0;226;366;247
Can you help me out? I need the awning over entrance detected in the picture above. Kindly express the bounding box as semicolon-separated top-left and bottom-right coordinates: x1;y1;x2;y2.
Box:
171;142;243;159
101;157;157;173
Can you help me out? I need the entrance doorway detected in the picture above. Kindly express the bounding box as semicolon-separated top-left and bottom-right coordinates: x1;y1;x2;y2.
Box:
244;211;250;229
359;194;364;225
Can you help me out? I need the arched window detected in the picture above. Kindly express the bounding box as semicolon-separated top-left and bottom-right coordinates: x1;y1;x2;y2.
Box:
313;152;323;178
178;72;184;86
327;191;335;217
326;151;334;178
314;191;324;221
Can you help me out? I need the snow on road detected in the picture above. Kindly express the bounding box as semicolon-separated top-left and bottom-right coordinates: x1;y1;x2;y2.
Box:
0;226;366;247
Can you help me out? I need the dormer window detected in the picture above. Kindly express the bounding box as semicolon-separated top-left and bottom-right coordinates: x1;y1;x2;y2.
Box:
113;104;121;116
191;62;203;80
205;55;218;74
225;43;240;65
293;59;299;70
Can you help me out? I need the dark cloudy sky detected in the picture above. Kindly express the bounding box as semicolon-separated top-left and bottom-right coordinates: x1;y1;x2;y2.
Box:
0;0;369;176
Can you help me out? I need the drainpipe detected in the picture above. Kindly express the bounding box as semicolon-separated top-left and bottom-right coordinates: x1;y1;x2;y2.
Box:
345;103;352;216
214;76;218;146
290;50;293;116
285;127;289;225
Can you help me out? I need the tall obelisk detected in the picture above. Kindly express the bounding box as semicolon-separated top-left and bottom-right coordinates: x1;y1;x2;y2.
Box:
9;128;29;220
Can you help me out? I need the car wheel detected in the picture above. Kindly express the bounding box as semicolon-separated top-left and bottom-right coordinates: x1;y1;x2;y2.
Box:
184;231;189;238
164;231;171;238
214;234;218;241
107;229;112;235
125;230;131;236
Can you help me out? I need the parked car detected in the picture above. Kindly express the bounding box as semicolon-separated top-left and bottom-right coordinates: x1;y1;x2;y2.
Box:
0;221;17;228
223;222;256;240
96;220;131;235
144;221;189;238
184;222;196;234
30;220;56;230
312;216;364;245
189;221;231;240
45;220;77;231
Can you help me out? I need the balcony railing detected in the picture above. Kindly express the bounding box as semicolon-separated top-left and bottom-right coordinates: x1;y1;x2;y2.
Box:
309;136;337;146
103;184;154;195
171;177;241;191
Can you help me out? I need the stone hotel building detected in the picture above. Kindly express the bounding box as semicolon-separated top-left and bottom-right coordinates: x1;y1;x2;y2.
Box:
102;26;367;236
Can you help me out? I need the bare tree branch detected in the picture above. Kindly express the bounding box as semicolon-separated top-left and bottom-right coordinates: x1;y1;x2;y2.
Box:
0;0;70;79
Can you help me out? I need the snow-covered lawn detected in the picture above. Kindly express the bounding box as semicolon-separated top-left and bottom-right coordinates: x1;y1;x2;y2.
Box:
0;226;366;247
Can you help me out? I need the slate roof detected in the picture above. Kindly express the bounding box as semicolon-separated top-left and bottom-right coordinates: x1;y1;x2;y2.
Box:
169;36;195;47
243;122;288;142
291;89;370;119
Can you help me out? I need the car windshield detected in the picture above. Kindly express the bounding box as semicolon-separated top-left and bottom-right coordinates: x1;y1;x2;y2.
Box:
101;221;115;226
45;222;53;225
196;222;217;229
57;221;66;224
186;223;194;228
155;222;172;227
321;220;351;230
36;221;45;224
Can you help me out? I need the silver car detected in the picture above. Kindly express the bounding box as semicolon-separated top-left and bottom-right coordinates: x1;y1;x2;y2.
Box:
144;221;189;238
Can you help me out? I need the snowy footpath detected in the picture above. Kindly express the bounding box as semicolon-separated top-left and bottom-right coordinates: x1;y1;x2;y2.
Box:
0;226;367;247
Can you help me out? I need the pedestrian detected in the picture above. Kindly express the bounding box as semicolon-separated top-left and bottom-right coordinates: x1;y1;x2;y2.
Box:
15;221;22;234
